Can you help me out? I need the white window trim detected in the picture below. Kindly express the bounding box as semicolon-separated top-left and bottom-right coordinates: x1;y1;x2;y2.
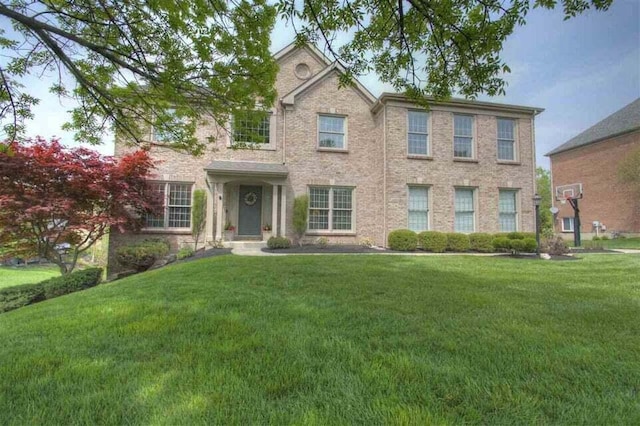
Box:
317;114;348;152
562;217;574;233
151;108;181;143
143;181;194;232
306;186;356;234
498;188;519;232
453;114;476;160
407;185;431;232
406;110;431;157
497;117;519;162
226;108;277;151
454;187;477;233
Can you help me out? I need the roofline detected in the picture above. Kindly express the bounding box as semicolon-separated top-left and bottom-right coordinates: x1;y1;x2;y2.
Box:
545;126;640;157
281;62;377;106
371;93;545;115
273;42;332;66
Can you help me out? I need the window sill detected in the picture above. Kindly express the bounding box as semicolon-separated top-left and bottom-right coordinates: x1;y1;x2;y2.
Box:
407;155;433;161
317;148;349;153
497;160;521;165
453;158;479;163
141;228;192;235
227;144;276;151
306;231;356;236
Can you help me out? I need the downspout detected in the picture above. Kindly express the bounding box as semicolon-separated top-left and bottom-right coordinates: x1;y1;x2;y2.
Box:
281;103;286;165
383;104;387;247
531;112;537;232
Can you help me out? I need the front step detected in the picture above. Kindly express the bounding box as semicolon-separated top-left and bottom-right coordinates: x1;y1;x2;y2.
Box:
224;240;267;249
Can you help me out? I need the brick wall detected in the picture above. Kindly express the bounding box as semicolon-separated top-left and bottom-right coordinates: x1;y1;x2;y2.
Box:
550;130;640;235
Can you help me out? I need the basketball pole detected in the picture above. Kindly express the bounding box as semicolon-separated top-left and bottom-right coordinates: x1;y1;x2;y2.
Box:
567;198;581;247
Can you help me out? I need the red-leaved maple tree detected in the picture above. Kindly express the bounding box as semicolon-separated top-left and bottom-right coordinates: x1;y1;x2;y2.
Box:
0;137;158;274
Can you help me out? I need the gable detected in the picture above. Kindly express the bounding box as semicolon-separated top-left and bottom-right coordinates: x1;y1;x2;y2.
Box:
274;44;331;98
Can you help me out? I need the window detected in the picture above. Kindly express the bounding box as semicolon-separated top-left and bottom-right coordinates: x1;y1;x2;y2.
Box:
407;111;429;155
497;118;516;161
232;110;270;145
153;108;181;142
454;188;475;232
499;190;518;232
318;115;346;149
408;186;429;232
454;114;474;158
562;217;574;232
145;182;193;229
308;186;353;232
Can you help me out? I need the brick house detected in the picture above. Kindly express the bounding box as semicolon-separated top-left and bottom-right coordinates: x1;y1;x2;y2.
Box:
108;43;543;275
546;98;640;238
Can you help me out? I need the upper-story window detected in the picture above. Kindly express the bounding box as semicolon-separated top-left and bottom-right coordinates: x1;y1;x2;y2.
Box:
453;114;474;159
153;108;180;142
407;110;429;156
231;110;271;145
145;182;193;229
497;118;516;161
318;115;346;150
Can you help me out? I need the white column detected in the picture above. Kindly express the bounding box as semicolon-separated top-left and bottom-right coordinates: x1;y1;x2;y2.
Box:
271;184;279;237
280;185;286;237
205;178;215;243
215;182;224;241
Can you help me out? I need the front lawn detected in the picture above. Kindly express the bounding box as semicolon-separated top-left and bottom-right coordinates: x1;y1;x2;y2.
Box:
1;255;638;424
0;265;60;289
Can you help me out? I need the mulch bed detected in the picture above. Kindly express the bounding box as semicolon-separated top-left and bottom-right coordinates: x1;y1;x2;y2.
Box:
262;244;382;254
177;248;232;263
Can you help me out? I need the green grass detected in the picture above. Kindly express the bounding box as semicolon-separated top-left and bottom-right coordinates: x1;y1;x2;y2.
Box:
600;237;640;249
1;254;639;424
0;265;60;288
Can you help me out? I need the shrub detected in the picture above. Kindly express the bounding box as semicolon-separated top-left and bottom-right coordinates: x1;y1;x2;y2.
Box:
0;283;45;313
521;238;538;253
267;236;291;249
316;237;329;247
600;235;610;240
583;240;604;250
388;229;418;251
116;239;170;272
0;268;102;313
418;231;447;253
509;239;526;253
177;247;194;260
359;237;375;248
469;233;494;253
42;268;103;299
293;195;309;245
492;236;511;252
591;236;601;241
541;236;569;255
446;233;470;252
506;232;536;240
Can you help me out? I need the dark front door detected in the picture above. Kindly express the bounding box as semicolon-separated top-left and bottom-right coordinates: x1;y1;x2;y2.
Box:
238;185;262;236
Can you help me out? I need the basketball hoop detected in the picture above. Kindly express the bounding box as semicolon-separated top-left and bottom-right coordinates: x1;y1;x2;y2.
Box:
555;183;583;202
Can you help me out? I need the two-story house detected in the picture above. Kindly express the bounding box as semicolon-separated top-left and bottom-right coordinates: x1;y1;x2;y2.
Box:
108;43;543;276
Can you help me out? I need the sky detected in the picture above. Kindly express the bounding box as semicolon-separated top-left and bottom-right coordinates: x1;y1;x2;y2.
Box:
13;0;640;169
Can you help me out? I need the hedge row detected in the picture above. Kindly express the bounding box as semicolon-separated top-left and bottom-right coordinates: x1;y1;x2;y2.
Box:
0;268;103;313
116;239;170;272
388;230;538;253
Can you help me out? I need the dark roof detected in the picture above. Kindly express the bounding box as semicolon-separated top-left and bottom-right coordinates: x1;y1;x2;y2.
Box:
204;160;288;177
546;98;640;156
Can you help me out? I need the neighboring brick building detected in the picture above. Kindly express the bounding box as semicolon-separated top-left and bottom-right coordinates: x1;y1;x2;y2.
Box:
108;43;543;276
546;98;640;238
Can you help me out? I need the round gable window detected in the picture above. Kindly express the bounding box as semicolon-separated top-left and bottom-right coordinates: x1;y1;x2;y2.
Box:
295;63;311;80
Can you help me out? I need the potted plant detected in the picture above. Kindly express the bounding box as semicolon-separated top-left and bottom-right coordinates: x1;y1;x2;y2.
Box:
224;221;235;241
262;224;272;241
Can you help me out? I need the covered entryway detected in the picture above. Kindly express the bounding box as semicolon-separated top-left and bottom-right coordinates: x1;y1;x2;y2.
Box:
204;161;289;243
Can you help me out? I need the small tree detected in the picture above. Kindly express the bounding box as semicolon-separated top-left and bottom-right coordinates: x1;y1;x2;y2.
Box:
0;137;157;274
536;167;554;236
292;195;309;246
191;189;207;251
